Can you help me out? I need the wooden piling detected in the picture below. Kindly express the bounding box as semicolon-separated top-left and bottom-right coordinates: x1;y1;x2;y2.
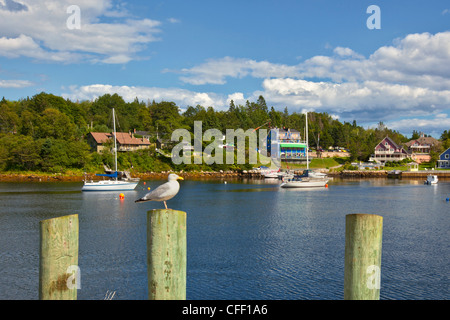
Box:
344;214;383;300
39;214;79;300
147;209;187;300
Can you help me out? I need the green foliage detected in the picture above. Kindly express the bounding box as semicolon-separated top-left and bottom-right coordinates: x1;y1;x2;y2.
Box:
0;134;41;170
383;158;410;167
37;108;77;140
343;163;359;170
1;91;449;174
39;138;91;172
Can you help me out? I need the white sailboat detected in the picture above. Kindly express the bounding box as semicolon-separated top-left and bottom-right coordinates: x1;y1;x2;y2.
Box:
280;112;329;188
82;108;139;191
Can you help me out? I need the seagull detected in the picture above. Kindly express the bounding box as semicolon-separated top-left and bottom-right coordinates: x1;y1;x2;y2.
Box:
135;173;184;209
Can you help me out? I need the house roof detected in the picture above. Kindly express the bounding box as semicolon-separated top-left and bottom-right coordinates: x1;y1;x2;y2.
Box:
114;132;151;145
439;147;450;157
279;128;300;133
89;132;110;144
134;130;150;136
404;136;440;147
375;136;409;154
89;132;150;145
280;143;307;148
377;136;401;149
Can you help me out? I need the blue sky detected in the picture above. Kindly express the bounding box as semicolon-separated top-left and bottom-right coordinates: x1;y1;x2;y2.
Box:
0;0;449;137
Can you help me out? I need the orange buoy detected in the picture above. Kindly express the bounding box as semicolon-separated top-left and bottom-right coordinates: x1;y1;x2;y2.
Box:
148;187;151;190
119;193;125;199
325;184;328;188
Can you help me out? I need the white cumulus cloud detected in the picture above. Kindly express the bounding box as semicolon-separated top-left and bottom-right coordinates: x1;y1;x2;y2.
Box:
63;84;225;109
0;0;161;64
174;31;450;131
177;56;300;85
62;31;450;135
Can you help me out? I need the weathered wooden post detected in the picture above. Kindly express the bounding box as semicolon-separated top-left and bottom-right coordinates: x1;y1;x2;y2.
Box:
344;213;383;300
39;214;79;300
147;209;186;300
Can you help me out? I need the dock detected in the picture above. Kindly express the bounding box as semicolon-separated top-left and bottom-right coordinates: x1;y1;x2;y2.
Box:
401;171;450;179
327;169;450;179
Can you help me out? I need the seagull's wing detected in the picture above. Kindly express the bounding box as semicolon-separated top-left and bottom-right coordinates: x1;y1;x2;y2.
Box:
135;181;177;202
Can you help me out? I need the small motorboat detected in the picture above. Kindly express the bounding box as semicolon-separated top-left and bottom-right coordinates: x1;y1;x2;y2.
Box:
424;175;438;185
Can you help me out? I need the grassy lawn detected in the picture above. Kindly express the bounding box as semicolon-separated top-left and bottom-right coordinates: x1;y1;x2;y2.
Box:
280;157;347;169
383;163;436;171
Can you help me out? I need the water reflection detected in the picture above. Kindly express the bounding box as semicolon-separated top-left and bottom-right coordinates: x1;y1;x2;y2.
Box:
0;180;448;300
224;187;279;192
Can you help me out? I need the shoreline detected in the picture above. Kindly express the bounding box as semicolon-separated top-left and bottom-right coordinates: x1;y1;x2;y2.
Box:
1;169;449;182
0;171;253;182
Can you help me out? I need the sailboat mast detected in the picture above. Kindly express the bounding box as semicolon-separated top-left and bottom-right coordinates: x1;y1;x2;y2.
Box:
112;108;118;180
305;111;309;170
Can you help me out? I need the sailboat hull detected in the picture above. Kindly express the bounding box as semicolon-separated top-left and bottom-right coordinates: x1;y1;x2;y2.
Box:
82;180;139;191
280;179;328;188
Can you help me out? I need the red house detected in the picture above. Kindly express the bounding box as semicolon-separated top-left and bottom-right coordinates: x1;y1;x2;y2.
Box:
403;134;440;164
370;136;409;164
87;131;151;153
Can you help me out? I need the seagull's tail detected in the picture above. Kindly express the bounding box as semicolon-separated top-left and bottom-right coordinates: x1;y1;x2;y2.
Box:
135;198;146;203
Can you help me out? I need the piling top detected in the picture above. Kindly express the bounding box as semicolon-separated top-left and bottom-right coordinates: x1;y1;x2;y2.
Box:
149;208;186;216
346;214;383;226
40;213;78;224
347;213;383;219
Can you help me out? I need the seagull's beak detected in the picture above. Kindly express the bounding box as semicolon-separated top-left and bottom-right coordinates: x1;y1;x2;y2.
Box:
177;176;184;180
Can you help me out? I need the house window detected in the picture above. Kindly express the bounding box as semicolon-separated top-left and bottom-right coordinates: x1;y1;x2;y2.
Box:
445;154;449;159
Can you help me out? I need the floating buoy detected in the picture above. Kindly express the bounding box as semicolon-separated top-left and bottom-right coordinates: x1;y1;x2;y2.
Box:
143;182;146;185
325;184;328;188
119;193;125;199
148;187;151;190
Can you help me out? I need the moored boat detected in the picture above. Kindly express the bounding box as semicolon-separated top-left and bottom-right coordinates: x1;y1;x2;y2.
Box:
280;176;329;188
82;108;139;191
424;174;438;185
279;112;328;189
82;179;139;191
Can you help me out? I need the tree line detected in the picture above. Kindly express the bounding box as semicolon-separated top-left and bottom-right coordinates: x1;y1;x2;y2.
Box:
0;92;448;173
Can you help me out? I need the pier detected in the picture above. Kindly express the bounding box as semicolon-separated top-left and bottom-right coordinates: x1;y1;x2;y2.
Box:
328;170;450;179
39;212;384;300
401;171;450;179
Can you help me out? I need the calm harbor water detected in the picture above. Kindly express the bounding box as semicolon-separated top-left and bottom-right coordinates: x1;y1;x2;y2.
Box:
0;177;448;300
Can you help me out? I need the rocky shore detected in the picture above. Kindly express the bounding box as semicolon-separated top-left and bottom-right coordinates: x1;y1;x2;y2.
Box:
328;170;389;178
0;169;394;182
0;170;256;182
3;169;448;183
0;173;87;182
